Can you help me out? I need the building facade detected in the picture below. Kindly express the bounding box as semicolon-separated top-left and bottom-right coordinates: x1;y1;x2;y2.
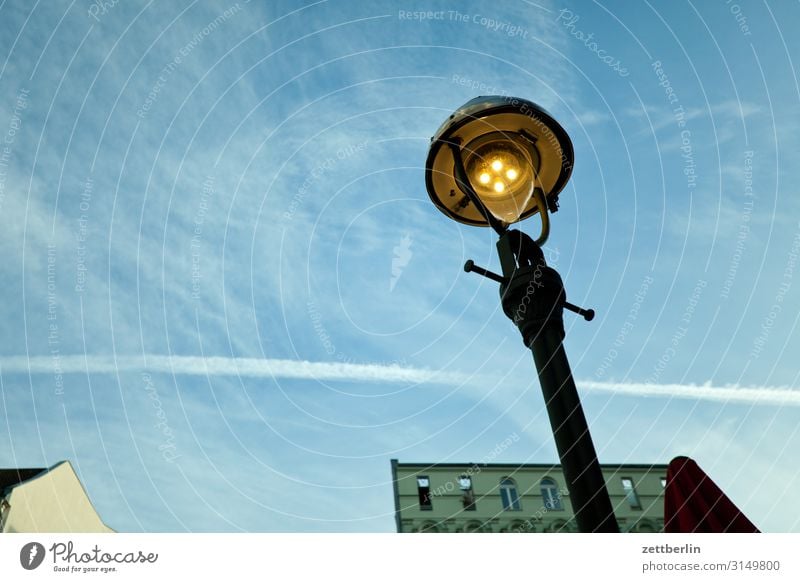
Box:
391;460;667;533
0;461;113;533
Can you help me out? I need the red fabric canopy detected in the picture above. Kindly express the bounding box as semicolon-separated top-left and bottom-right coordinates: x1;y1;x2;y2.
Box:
664;456;759;533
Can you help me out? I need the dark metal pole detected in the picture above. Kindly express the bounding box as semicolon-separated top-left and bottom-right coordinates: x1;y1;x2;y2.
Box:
531;327;619;532
496;231;618;533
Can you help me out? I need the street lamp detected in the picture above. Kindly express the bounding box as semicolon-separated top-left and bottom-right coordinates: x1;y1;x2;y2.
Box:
425;96;619;533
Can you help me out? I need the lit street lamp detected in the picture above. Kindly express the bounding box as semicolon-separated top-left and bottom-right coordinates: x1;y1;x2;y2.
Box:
425;96;619;533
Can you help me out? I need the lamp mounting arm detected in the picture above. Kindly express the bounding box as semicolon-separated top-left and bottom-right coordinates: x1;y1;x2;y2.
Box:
444;140;508;237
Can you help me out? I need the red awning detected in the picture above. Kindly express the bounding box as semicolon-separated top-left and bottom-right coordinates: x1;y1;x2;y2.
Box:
664;456;759;533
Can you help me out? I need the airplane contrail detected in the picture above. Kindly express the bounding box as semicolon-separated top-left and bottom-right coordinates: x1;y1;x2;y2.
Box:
578;379;800;406
0;354;470;385
0;354;798;406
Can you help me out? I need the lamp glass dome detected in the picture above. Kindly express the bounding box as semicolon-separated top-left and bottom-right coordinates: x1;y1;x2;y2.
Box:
462;131;541;224
425;96;574;228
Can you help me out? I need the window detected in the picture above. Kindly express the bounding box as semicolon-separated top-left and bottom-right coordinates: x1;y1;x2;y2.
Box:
660;477;667;489
459;474;476;510
499;477;521;511
621;477;642;509
417;476;432;510
464;520;483;533
540;477;562;510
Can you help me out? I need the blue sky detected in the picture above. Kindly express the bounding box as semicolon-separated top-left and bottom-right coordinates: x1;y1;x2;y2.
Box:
1;0;799;532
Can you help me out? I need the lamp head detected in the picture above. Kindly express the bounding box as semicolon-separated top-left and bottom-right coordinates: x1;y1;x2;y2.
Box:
425;96;574;227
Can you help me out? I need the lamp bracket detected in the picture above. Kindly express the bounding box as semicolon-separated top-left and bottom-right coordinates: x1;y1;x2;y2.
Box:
463;232;595;329
444;141;508;236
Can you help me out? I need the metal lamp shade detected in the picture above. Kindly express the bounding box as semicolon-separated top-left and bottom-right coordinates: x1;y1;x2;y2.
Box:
425;96;574;227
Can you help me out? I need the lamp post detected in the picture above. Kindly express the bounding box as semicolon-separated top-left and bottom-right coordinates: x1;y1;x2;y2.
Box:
425;96;618;533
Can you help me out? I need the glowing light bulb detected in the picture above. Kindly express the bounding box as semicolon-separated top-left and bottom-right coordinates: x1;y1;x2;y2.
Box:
491;159;503;172
505;168;518;180
493;181;505;193
478;172;491;184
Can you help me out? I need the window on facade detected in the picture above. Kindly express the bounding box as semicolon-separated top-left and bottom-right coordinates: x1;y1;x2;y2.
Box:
660;477;667;489
540;477;562;510
621;477;642;509
417;476;432;510
464;520;483;533
636;519;656;533
499;477;521;511
459;474;476;510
